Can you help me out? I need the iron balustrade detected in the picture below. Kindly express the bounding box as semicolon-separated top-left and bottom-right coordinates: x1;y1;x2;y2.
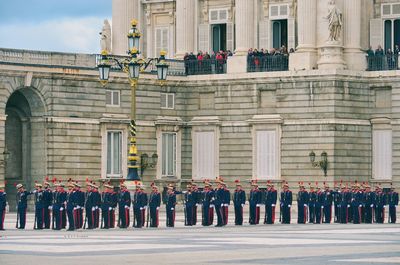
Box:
184;59;227;75
366;54;399;71
247;54;289;72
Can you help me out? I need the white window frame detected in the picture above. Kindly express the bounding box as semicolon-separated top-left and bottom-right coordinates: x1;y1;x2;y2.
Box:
101;124;128;179
106;131;123;178
106;90;120;107
154;26;169;57
269;4;289;20
161;132;177;177
192;130;219;180
255;130;279;180
161;93;175;109
209;8;229;24
249;115;282;180
381;3;400;19
372;129;392;180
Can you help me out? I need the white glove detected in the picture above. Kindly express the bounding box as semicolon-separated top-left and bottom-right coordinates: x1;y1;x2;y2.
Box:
144;206;148;209
256;204;260;207
210;204;215;208
304;204;307;207
156;207;160;210
48;206;52;210
370;204;374;207
221;204;224;207
140;207;143;210
171;208;174;210
321;206;324;209
383;205;386;208
225;204;229;207
347;205;350;208
73;207;77;210
359;205;362;207
60;207;64;211
288;205;291;208
92;207;95;211
271;204;275;207
109;207;112;210
196;204;199;207
124;205;129;209
241;204;244;207
95;206;99;209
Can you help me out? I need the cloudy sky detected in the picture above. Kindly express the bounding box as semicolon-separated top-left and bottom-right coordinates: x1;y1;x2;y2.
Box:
0;0;111;53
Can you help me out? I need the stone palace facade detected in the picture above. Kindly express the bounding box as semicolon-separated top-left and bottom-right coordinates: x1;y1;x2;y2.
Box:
0;0;400;207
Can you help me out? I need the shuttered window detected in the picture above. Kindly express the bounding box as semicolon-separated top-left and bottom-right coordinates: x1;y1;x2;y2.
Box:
373;130;392;180
107;131;122;178
256;130;278;179
194;131;215;179
162;133;176;177
155;27;168;56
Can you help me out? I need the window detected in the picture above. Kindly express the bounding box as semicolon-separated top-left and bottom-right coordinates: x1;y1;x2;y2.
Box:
193;131;216;179
107;131;122;177
256;130;279;179
106;90;120;106
373;130;392;180
161;133;176;177
161;93;175;109
155;27;169;56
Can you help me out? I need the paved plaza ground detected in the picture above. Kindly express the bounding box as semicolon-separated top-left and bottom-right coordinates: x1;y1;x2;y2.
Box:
0;212;400;265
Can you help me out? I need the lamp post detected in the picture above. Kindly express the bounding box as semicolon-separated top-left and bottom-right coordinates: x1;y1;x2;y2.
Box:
309;150;328;177
97;19;169;181
0;148;10;166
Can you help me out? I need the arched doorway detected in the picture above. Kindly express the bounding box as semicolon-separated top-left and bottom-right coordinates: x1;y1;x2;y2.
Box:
4;87;46;210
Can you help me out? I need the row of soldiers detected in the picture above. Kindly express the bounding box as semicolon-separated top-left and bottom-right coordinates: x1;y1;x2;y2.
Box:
0;179;398;231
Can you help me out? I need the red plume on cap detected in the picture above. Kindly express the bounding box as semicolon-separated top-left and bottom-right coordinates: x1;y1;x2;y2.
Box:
316;182;318;185
234;179;239;183
340;180;343;183
45;176;49;181
34;180;37;184
150;182;154;187
4;180;7;185
13;182;17;187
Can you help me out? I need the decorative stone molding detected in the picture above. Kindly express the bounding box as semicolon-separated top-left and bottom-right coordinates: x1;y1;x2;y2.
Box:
45;116;100;125
284;118;370;126
247;115;283;125
188;116;221;126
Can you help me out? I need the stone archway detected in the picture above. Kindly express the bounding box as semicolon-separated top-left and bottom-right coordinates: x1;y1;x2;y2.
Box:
4;87;46;210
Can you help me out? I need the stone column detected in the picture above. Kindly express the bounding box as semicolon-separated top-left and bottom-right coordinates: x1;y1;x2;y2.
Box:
343;0;366;70
234;0;255;55
227;0;255;73
289;0;318;70
112;0;139;55
175;0;196;58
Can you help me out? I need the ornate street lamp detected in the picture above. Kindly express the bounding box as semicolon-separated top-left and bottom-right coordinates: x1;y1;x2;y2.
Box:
309;150;328;177
97;19;168;181
0;148;10;166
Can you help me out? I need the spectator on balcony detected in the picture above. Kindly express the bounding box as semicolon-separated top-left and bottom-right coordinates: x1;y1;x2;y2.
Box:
366;46;375;57
386;48;397;70
375;45;384;56
395;45;400;55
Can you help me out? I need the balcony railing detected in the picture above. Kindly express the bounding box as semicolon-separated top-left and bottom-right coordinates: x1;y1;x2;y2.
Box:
367;54;399;71
184;59;227;75
247;55;289;72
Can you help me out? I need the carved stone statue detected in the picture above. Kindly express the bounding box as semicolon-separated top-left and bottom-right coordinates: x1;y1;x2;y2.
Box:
326;0;343;42
100;19;111;53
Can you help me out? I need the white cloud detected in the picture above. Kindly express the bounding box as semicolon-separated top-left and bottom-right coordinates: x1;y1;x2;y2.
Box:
0;17;111;54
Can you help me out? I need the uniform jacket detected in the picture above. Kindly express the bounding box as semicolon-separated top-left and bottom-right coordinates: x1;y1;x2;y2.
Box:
280;190;292;206
233;189;246;206
0;191;6;210
43;188;53;207
297;190;309;206
118;190;131;208
266;188;277;206
166;192;176;208
16;191;31;209
149;191;161;208
249;188;262;205
388;191;399;206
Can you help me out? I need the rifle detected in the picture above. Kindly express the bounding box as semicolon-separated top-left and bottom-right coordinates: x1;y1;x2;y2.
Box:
83;210;87;229
51;207;55;229
146;193;151;228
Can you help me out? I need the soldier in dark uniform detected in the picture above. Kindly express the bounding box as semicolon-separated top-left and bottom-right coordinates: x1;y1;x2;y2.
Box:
85;182;94;229
53;183;67;230
43;181;53;229
249;181;262;225
66;182;76;231
91;184;101;228
149;185;161;227
308;183;317;223
74;183;85;229
33;183;45;229
322;183;333;223
139;185;148;227
315;185;324;224
166;184;176;227
16;184;31;229
191;183;201;225
374;185;386;223
233;180;246;225
101;184;113;229
388;186;399;223
265;182;277;224
280;183;292;224
214;181;225;227
0;184;7;230
202;182;214;226
363;184;375;223
332;183;341;223
352;184;364;224
222;182;231;225
297;183;309;224
184;184;194;226
339;184;351;224
118;182;131;228
110;187;118;228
